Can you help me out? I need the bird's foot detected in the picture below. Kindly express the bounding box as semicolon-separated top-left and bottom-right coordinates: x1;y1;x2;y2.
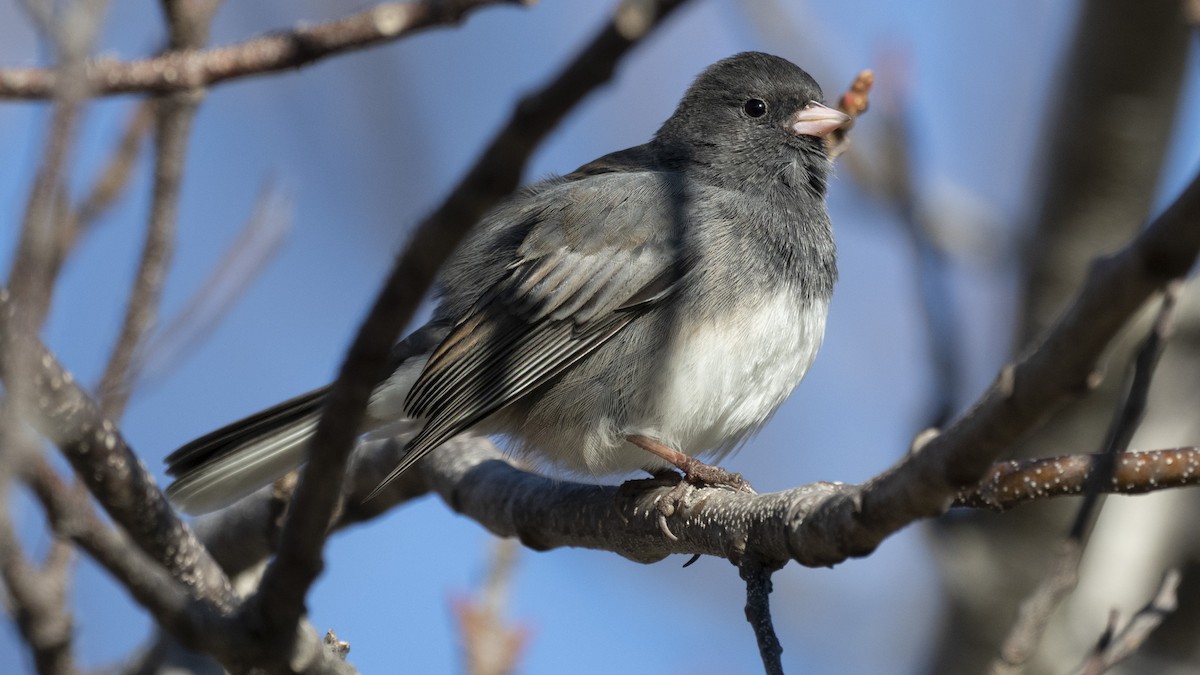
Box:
625;434;755;494
621;435;757;541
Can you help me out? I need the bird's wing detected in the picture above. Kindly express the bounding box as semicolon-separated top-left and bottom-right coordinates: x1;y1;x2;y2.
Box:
375;172;691;489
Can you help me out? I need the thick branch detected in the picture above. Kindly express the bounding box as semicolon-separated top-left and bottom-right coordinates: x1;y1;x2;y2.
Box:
0;295;235;608
792;169;1200;567
0;0;528;100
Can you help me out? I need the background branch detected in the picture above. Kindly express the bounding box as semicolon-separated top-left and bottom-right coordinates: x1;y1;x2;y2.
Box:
0;0;529;99
96;0;219;418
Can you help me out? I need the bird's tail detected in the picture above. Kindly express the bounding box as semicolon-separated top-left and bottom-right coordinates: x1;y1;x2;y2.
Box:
165;387;328;515
164;323;446;515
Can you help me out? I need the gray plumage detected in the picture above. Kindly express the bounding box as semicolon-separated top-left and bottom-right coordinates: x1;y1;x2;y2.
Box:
165;52;845;514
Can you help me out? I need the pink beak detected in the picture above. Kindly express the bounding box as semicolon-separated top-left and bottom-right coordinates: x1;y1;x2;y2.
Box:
790;101;851;138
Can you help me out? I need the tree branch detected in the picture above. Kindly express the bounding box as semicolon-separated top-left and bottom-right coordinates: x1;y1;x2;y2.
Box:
0;0;530;100
0;498;78;675
954;447;1200;510
1070;570;1180;675
96;0;219;418
740;558;785;675
791;168;1200;567
989;279;1180;674
0;296;236;608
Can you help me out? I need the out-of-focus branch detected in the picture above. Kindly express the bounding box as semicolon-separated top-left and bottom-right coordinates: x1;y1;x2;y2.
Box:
989;284;1179;674
25;461;225;652
4;0;104;332
55;101;156;275
1071;570;1181;675
955;447;1200;510
245;0;693;662
0;0;531;100
0;502;78;675
137;181;290;388
454;538;526;675
96;0;220;418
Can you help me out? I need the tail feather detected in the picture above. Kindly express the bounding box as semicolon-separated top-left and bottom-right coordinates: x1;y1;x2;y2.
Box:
165;387;327;514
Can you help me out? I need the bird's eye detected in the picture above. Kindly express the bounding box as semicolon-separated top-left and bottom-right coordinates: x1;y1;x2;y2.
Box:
743;98;768;118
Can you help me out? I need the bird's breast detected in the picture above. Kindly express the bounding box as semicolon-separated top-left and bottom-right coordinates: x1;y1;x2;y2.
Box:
634;291;829;458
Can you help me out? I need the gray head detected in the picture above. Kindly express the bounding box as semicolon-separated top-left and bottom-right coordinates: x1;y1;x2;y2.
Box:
654;52;847;195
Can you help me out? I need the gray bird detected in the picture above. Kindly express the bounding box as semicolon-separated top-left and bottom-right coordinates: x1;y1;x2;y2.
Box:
165;52;848;514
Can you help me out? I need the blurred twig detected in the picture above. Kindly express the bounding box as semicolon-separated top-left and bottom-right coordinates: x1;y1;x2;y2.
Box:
1071;570;1181;675
0;496;78;675
52;101;156;284
0;0;532;99
96;0;220;418
136;180;290;388
454;538;526;675
988;284;1181;674
955;447;1200;510
826;69;872;160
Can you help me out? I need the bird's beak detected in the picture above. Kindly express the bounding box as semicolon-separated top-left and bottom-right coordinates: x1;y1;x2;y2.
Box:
790;101;851;138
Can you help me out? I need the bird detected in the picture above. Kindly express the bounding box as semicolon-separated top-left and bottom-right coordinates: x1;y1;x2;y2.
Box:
164;51;848;515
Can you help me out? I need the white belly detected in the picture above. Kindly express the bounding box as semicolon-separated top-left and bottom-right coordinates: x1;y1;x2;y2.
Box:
625;292;828;464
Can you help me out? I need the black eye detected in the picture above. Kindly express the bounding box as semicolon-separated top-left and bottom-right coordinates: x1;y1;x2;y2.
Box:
743;98;768;118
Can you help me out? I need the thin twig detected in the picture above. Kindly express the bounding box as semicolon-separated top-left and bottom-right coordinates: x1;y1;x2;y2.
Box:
987;285;1181;674
0;502;79;675
954;447;1200;510
454;538;526;675
136;180;290;388
740;558;784;675
826;69;872;160
1071;569;1180;675
1069;282;1181;540
96;0;219;418
52;100;156;281
0;0;531;99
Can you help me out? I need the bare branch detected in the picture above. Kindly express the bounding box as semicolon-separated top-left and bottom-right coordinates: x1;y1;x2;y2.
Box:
954;448;1200;510
454;538;526;675
0;0;531;100
0;295;236;607
5;0;104;336
988;282;1180;673
1071;570;1181;675
26;459;356;674
0;502;79;675
61;101;156;263
791;168;1200;568
988;541;1084;675
96;0;220;418
740;558;785;675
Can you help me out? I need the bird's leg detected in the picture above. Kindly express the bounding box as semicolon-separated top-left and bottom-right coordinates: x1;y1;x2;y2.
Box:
625;434;755;493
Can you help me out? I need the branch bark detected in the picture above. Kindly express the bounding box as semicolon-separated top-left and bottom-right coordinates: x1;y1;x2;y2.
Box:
0;0;529;99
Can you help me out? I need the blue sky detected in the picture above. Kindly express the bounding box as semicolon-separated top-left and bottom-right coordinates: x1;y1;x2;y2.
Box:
2;1;1198;673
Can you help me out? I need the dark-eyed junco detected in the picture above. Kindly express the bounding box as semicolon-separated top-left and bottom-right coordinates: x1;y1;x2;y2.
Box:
165;52;848;514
